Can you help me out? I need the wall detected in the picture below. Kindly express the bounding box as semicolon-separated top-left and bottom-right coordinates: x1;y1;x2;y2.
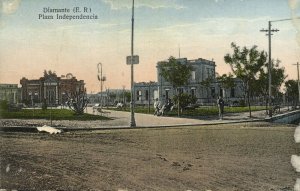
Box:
268;110;300;124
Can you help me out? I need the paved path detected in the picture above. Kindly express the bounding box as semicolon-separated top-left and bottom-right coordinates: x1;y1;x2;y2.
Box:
85;106;270;128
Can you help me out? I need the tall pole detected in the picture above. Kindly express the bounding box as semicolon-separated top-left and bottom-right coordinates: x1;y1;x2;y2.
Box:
97;63;103;108
148;82;151;113
130;0;136;127
268;21;273;117
50;90;52;126
294;62;300;106
297;62;300;104
260;21;279;117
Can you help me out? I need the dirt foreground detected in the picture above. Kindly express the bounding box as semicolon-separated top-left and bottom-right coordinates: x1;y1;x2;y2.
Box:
0;122;298;191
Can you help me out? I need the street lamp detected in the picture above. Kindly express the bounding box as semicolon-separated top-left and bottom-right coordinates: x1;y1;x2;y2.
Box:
130;0;136;127
97;63;106;108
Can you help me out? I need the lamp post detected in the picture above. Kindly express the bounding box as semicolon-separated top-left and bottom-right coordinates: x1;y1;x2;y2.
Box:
97;63;107;108
129;0;136;127
97;63;103;108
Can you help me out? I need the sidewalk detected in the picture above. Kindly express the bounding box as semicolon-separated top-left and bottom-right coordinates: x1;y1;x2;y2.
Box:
85;106;268;128
1;107;292;132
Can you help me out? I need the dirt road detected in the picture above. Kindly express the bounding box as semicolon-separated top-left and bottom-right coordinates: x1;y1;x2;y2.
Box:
0;122;298;190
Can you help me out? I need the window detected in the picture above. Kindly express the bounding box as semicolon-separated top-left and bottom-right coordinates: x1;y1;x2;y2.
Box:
191;71;196;81
191;88;196;97
136;90;142;101
145;90;149;101
165;89;169;100
211;87;216;98
219;87;223;97
153;90;158;100
230;88;235;98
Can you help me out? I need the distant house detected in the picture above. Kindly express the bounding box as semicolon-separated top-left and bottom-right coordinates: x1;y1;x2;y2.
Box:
20;71;85;106
0;84;21;104
88;89;130;106
134;82;158;106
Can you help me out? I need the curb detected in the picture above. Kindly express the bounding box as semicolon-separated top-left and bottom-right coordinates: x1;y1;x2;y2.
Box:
0;119;266;133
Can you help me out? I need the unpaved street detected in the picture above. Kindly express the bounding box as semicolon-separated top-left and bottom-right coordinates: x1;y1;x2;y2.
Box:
0;122;298;191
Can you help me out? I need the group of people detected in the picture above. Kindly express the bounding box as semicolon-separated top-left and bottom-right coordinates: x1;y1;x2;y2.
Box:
153;98;174;116
153;96;225;120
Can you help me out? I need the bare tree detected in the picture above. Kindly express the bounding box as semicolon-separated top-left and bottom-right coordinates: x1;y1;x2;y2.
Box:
66;90;89;115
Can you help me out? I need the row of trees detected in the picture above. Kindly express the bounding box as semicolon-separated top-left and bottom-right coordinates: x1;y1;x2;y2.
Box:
159;42;299;117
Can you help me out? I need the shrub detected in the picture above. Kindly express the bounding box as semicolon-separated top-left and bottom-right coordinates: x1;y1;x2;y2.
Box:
173;93;197;110
0;100;8;111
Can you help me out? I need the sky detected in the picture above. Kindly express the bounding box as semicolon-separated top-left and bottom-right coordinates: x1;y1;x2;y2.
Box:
0;0;299;93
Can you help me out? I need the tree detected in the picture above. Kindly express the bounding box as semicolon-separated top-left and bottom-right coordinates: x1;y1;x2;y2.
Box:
224;42;267;117
43;70;57;77
252;59;287;109
285;80;299;108
160;56;193;116
66;90;89;115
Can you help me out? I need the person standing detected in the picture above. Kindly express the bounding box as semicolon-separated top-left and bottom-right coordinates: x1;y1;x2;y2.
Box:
217;96;225;120
153;98;160;115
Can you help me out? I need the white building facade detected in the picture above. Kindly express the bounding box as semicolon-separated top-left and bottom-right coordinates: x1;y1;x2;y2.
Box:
0;84;21;104
134;57;244;106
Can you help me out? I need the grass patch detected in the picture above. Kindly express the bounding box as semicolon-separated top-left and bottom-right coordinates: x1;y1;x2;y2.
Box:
109;106;266;117
0;109;110;121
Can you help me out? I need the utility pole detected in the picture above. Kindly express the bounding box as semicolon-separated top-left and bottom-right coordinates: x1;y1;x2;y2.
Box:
130;0;136;127
293;62;300;107
260;21;279;117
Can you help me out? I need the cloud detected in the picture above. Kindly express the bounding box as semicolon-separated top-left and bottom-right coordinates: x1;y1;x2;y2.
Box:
288;0;300;47
291;155;300;172
1;0;21;14
289;0;300;9
102;0;185;10
295;125;300;143
295;178;300;191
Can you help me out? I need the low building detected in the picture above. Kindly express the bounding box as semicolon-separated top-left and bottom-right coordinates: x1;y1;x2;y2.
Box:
88;89;130;106
134;57;244;106
134;82;158;106
0;84;21;104
20;71;85;106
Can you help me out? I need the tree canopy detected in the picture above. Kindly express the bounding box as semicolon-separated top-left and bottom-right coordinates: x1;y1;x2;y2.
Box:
285;79;299;106
159;56;193;115
160;56;193;88
216;73;235;90
252;59;287;98
224;42;267;117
